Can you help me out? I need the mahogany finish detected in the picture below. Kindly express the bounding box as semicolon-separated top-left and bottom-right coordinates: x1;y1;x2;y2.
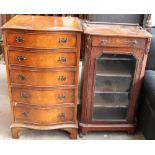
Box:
2;15;81;139
80;23;151;136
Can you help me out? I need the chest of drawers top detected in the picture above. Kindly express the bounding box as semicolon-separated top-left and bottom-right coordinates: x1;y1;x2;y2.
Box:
2;15;82;50
1;15;82;32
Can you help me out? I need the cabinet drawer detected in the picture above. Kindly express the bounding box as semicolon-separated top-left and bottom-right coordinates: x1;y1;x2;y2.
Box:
12;87;75;105
14;104;74;125
10;69;76;86
92;36;146;49
9;50;77;67
7;32;77;49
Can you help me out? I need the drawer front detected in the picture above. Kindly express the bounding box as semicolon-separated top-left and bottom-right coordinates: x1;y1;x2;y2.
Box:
92;36;146;49
7;32;77;49
9;50;77;67
14;105;74;125
12;87;75;105
10;69;76;86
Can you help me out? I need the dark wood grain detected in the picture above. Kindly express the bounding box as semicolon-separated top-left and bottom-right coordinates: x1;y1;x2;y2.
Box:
80;23;151;136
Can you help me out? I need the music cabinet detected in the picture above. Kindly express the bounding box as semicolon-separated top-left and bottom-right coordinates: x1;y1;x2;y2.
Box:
80;22;151;136
2;15;82;139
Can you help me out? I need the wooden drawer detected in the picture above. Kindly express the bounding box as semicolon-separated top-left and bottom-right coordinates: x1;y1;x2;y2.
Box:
12;87;75;105
10;69;76;86
14;104;74;125
9;50;77;68
7;32;77;49
92;36;146;49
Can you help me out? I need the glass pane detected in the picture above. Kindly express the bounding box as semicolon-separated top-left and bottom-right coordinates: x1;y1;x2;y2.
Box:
94;93;129;107
95;76;132;92
92;53;136;121
93;107;128;120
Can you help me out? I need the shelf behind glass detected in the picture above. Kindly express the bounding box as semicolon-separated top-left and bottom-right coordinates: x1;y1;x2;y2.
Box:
95;76;132;92
92;107;128;121
93;92;129;108
96;60;133;77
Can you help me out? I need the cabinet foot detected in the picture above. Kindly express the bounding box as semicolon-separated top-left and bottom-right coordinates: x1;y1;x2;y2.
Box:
11;128;21;139
79;127;87;138
62;128;77;139
79;131;87;138
128;128;136;134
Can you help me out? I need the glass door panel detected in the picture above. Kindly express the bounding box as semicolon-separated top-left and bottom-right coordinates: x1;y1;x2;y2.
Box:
92;53;136;121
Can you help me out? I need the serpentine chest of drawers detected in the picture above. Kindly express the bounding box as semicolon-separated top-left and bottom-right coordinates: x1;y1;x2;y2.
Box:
2;15;82;139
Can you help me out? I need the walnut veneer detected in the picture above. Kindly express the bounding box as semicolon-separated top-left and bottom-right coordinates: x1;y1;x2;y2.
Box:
2;15;81;139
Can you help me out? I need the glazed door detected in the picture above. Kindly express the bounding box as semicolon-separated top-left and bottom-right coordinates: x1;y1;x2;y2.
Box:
92;53;136;122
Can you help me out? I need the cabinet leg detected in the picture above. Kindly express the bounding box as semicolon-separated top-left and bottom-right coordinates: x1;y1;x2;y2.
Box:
62;128;77;139
79;131;87;138
79;128;87;138
128;128;136;134
11;127;21;139
69;129;77;139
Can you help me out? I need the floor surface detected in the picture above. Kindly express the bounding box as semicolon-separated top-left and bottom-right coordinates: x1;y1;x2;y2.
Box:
0;63;144;140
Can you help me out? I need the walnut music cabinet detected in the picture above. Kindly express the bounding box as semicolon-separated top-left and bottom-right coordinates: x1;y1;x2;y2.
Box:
2;15;82;139
80;22;151;136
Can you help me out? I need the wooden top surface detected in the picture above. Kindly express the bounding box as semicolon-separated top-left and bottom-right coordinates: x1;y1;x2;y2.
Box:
83;22;152;38
1;15;82;32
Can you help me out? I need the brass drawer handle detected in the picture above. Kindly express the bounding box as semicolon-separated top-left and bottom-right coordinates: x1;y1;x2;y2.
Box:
58;112;65;119
58;57;67;63
22;112;28;118
16;36;24;43
58;76;66;81
17;56;26;62
20;92;28;99
58;38;68;44
18;74;26;81
57;94;66;100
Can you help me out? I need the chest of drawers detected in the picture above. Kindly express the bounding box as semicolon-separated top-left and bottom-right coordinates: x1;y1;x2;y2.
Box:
2;15;82;139
80;22;151;136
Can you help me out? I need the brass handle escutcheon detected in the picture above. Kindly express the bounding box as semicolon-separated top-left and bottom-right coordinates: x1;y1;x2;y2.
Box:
58;57;67;63
57;94;66;100
18;74;26;81
20;92;28;99
58;38;67;44
17;56;26;62
58;113;65;119
16;36;24;43
58;76;66;81
22;112;28;118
